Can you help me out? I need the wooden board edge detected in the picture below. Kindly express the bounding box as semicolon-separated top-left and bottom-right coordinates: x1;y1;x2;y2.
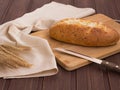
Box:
56;58;91;71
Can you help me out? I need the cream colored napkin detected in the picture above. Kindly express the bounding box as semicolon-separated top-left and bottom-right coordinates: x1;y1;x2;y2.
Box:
0;2;95;79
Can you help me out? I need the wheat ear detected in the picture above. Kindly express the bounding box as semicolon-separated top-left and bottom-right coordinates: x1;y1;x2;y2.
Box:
1;44;30;54
0;45;32;68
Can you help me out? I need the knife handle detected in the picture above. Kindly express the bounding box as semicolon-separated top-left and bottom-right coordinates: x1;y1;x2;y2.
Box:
101;61;120;73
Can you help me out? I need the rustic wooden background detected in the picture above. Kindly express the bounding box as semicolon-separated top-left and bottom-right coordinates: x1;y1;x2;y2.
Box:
0;0;120;90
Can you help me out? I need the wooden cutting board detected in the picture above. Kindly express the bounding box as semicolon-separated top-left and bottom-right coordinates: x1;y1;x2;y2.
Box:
31;14;120;71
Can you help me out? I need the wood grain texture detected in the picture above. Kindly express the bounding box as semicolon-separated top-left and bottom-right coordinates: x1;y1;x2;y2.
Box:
53;0;71;4
0;0;120;90
8;78;43;90
73;0;96;8
28;0;51;12
0;0;13;24
0;79;7;90
77;65;108;90
95;0;120;19
1;0;31;24
43;66;76;90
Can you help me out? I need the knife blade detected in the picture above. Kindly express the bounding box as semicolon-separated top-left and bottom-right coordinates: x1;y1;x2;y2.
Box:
54;48;120;73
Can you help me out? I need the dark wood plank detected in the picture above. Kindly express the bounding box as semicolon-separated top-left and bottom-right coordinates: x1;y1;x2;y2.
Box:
107;54;120;90
0;79;9;90
95;0;120;19
1;0;31;24
43;66;76;90
108;72;120;90
73;0;96;8
8;78;43;90
0;0;13;24
114;0;120;19
76;66;91;90
28;0;51;12
76;64;111;90
53;0;72;4
2;80;11;90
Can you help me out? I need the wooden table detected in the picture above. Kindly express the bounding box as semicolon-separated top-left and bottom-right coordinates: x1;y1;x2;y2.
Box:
0;0;120;90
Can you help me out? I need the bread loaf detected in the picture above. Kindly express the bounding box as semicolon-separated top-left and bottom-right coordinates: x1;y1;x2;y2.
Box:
49;18;120;46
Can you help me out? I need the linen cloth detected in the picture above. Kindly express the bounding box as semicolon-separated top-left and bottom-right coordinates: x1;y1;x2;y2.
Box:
0;2;95;79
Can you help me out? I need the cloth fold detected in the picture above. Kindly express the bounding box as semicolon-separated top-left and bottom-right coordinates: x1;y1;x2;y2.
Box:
0;1;95;79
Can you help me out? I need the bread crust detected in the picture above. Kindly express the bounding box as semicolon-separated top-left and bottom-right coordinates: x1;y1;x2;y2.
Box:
49;18;120;46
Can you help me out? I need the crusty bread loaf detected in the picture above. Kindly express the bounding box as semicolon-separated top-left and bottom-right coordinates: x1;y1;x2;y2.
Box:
49;18;120;46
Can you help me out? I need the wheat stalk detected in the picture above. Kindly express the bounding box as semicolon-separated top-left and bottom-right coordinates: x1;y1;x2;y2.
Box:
1;44;30;54
0;44;32;68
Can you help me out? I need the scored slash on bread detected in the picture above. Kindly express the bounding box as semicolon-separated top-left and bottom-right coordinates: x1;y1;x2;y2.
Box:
49;18;120;46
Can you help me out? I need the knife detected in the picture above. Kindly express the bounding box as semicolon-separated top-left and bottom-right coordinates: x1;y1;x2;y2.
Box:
54;48;120;73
